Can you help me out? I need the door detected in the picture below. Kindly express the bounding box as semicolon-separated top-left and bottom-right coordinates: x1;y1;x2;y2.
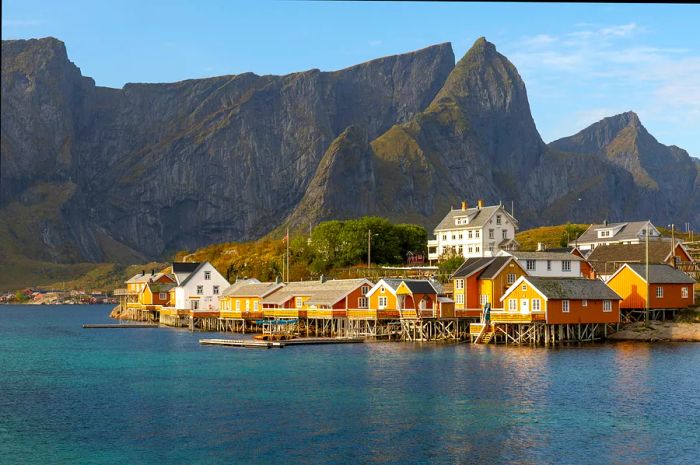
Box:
520;298;529;314
191;300;199;311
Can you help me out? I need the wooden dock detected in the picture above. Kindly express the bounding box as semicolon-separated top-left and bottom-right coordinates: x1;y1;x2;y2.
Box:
199;337;364;349
82;323;159;329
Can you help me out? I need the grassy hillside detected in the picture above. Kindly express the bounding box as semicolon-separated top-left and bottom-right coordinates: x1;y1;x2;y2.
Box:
515;223;589;251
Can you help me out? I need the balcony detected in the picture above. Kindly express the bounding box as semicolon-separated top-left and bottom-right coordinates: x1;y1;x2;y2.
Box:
113;289;138;296
489;311;545;324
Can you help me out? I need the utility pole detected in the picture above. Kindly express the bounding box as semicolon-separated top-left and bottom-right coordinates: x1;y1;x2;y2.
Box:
670;223;675;267
645;225;649;328
286;226;290;283
367;229;371;274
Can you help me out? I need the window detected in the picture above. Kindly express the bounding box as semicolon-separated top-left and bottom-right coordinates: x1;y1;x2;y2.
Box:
295;297;303;308
603;300;612;312
489;229;495;239
562;260;571;272
452;234;456;240
191;300;199;310
245;300;250;311
457;246;463;255
582;299;588;307
475;231;480;238
378;296;388;309
380;286;385;293
213;285;219;295
656;286;663;298
508;299;517;311
682;287;689;299
507;273;516;284
196;285;203;295
532;298;541;311
443;234;447;240
475;246;480;253
547;260;551;271
502;230;508;239
468;231;473;239
204;271;211;280
235;301;241;311
562;300;570;313
459;234;463;240
521;284;527;291
455;279;464;290
526;260;536;271
496;215;502;225
159;293;167;300
468;247;473;253
254;301;259;312
455;294;464;304
480;294;488;305
361;285;370;295
358;297;368;308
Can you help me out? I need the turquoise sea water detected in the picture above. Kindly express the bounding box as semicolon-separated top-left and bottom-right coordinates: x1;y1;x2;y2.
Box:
1;305;699;465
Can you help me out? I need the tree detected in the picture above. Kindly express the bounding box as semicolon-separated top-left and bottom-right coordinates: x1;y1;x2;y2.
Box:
560;223;588;247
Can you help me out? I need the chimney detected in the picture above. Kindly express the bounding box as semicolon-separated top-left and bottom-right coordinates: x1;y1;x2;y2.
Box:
141;269;145;276
461;201;467;211
603;219;608;226
537;242;545;252
151;269;155;276
319;274;326;283
477;199;484;209
275;276;281;284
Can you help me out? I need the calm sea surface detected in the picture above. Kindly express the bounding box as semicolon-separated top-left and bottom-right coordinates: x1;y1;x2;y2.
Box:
0;305;698;465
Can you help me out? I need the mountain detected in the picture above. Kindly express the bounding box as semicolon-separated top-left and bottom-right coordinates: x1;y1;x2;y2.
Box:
1;36;698;277
550;111;700;227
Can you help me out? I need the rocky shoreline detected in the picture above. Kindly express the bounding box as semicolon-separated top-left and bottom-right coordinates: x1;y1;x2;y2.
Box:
609;321;700;342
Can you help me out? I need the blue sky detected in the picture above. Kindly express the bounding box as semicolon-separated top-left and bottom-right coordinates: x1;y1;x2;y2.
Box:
3;1;699;156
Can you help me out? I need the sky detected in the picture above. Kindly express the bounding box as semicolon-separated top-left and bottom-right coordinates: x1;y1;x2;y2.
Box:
3;1;699;156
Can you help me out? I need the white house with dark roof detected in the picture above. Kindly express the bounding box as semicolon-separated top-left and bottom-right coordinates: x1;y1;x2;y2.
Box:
499;250;585;277
427;200;518;261
570;220;662;251
172;262;229;311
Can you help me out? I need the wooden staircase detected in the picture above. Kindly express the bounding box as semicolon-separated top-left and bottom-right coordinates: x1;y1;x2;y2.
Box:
473;324;494;344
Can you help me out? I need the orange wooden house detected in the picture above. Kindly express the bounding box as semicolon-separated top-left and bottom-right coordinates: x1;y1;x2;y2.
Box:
606;263;696;309
451;257;527;317
586;242;694;280
499;276;622;325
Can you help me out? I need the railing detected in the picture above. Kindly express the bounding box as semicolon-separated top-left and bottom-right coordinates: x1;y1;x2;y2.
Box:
220;311;263;320
488;311;546;324
263;309;305;318
348;309;377;319
469;323;485;335
114;289;139;296
306;309;346;318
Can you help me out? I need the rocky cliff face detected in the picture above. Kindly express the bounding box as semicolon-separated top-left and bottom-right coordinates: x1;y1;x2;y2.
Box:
1;36;697;266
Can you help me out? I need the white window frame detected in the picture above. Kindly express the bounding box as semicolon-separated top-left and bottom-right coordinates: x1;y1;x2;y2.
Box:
191;300;199;310
562;260;571;272
358;297;368;308
521;284;527;291
508;299;517;311
656;286;663;298
489;229;494;239
235;300;240;311
496;215;502;225
455;294;464;304
507;273;516;284
546;260;551;271
682;287;689;299
196;285;203;295
480;294;488;305
213;285;219;295
502;230;507;239
526;260;536;271
254;301;259;312
582;299;588;307
531;298;541;312
562;300;570;313
475;246;480;253
204;271;211;280
361;285;369;295
475;231;480;238
603;300;612;312
159;292;167;300
378;296;388;309
295;297;303;308
468;231;473;239
455;279;464;290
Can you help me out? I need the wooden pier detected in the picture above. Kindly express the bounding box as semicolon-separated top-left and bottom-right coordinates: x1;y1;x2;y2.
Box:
83;323;158;328
199;337;364;349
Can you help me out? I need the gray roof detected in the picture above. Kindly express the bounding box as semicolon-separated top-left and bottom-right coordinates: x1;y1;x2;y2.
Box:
434;205;517;232
526;277;621;300
178;262;207;287
222;281;281;298
451;258;495;279
586;243;680;276
380;279;404;291
625;264;696;284
172;262;201;273
263;279;371;306
574;221;653;245
509;251;583;261
399;280;438;294
126;272;173;284
480;257;518;279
